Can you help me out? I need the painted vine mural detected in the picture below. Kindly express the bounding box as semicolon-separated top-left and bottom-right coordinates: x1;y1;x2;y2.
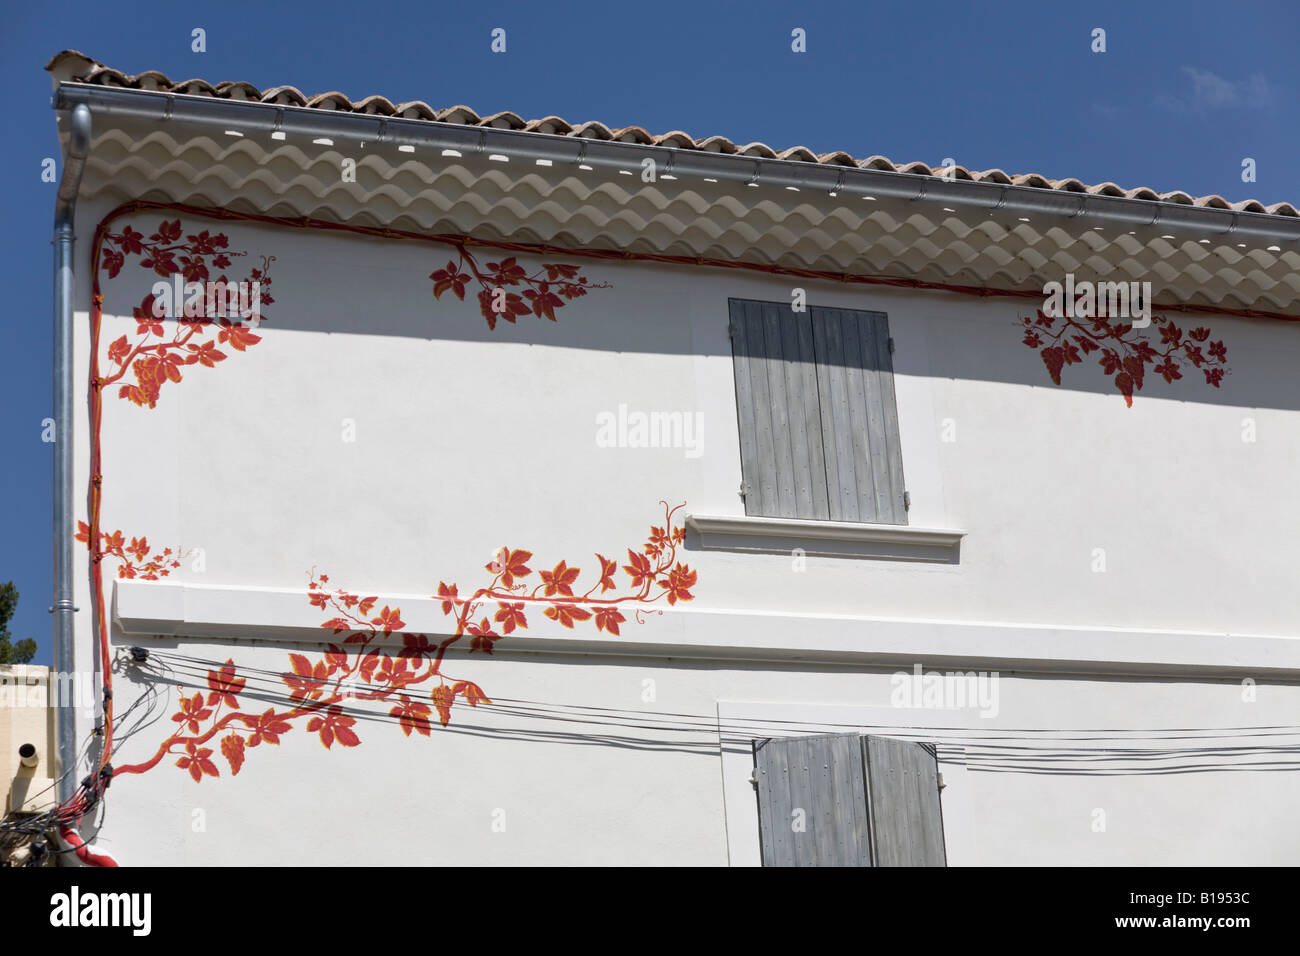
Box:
88;214;676;784
430;248;610;330
98;218;273;409
1019;306;1229;407
89;212;1235;785
102;503;694;781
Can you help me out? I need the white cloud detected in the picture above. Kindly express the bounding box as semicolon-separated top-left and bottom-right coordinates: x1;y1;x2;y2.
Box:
1155;67;1273;114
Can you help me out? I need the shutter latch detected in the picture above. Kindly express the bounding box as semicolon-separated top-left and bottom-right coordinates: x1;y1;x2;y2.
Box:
888;337;895;354
903;491;911;511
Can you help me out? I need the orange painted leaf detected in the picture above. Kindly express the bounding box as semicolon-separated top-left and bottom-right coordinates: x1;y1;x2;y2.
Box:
543;604;592;629
205;658;246;708
595;553;617;592
435;581;460;615
540;560;580;597
594;606;626;635
452;681;492;707
371;605;405;635
493;601;528;634
246;708;292;747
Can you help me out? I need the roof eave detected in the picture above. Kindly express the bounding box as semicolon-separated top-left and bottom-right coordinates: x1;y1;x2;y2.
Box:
52;80;1300;246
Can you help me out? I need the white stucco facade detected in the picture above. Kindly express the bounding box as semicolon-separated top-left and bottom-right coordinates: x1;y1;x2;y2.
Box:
57;192;1300;866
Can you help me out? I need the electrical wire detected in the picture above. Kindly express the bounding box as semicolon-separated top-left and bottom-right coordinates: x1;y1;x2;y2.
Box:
118;647;1300;776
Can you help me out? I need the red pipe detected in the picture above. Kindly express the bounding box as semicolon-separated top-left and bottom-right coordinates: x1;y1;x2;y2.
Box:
59;826;119;867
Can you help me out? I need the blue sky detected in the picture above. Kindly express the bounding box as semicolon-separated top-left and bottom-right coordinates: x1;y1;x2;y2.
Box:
2;0;1297;662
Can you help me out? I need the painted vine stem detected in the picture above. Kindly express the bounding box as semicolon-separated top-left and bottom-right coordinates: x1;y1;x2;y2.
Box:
1020;307;1228;407
113;502;697;782
98;219;272;409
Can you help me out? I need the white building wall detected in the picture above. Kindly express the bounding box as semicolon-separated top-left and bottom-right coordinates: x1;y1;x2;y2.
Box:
67;203;1300;865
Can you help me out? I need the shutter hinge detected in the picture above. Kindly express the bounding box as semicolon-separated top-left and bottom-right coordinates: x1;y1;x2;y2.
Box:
749;767;759;787
728;322;738;339
738;483;747;501
903;491;911;511
888;337;895;354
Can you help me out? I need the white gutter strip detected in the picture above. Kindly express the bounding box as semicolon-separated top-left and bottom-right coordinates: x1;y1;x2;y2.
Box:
53;82;1300;245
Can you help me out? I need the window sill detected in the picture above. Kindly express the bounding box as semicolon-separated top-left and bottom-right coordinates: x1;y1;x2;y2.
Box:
685;514;964;564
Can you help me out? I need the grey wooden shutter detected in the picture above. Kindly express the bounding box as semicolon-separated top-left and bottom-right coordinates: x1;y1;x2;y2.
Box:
729;299;906;525
728;299;829;520
753;734;945;867
810;307;907;524
754;733;872;867
863;736;947;866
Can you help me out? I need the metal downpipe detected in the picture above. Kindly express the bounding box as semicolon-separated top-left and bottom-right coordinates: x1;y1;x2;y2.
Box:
52;102;91;805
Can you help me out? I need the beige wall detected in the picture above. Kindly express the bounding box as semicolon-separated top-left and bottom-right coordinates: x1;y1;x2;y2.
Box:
1;665;58;815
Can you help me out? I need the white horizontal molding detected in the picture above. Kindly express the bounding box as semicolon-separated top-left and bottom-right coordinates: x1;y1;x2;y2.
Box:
686;513;964;563
113;578;1300;678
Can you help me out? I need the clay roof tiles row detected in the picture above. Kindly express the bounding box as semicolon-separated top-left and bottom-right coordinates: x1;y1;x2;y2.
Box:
45;50;1298;218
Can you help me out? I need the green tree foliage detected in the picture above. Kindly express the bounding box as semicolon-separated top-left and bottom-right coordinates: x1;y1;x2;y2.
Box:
0;582;37;665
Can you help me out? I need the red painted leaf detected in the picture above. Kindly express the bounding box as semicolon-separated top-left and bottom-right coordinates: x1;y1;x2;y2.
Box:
493;601;528;634
543;604;592;629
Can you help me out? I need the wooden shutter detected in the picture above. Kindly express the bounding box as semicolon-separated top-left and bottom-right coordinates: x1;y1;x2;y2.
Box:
753;734;946;867
753;733;872;867
863;736;947;866
810;307;907;524
729;299;906;525
728;299;829;520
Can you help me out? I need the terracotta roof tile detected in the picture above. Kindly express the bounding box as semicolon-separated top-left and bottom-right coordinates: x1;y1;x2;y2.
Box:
352;95;398;115
523;116;573;135
260;86;308;107
394;102;436;121
694;135;738;154
44;49;1297;218
480;110;525;129
569;120;613;140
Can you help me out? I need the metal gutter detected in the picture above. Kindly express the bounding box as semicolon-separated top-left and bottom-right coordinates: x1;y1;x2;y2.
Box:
53;82;1300;245
52;102;91;805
